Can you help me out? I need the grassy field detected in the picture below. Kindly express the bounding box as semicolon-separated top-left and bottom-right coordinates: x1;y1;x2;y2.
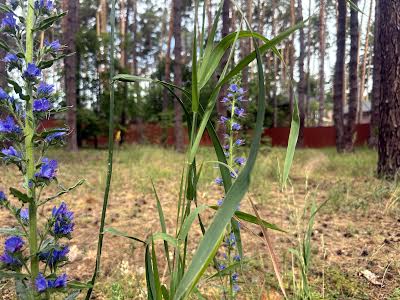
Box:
1;145;399;299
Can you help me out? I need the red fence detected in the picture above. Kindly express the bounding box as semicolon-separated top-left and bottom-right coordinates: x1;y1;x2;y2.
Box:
264;124;371;148
40;120;371;148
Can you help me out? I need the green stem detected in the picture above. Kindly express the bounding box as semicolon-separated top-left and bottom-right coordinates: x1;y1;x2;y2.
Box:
85;0;116;298
25;0;39;291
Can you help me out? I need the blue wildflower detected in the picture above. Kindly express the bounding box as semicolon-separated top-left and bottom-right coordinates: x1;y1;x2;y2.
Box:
51;202;74;238
48;273;67;289
232;272;239;282
230;170;238;179
37;82;54;97
1;146;22;159
23;63;41;81
0;191;7;203
4;236;24;253
34;0;54;13
223;144;230;150
39;246;69;268
20;208;29;224
217;199;224;206
232;122;241;131
233;255;241;262
3;53;18;63
45;130;66;143
219;116;229;124
0;116;20;133
224;151;230;158
233;284;240;292
33;98;52;112
234;107;246;118
225;232;236;247
0;87;9;100
35;158;58;180
1;13;17;32
214;177;223;185
229;84;239;93
0;252;22;268
44;39;61;51
235;139;245;146
218;264;226;271
234;157;246;166
35;273;48;292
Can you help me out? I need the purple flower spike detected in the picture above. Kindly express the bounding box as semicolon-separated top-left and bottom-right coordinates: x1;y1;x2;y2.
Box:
44;39;61;51
20;208;29;224
23;63;41;81
52;202;74;238
49;273;67;288
45;130;66;142
1;146;22;159
232;122;241;131
35;157;58;180
214;177;223;185
219;116;229;124
33;98;52;112
37;82;54;96
0;116;20;133
0;252;22;268
4;236;24;253
0;191;7;203
39;246;69;267
1;13;17;31
234;157;246;166
235;107;246;118
35;273;48;292
235;139;245;146
229;84;239;93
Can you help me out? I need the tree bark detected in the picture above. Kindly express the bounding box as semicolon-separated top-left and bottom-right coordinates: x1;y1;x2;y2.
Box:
369;0;380;147
333;0;346;152
305;0;312;125
163;1;174;114
173;0;184;152
344;0;359;151
217;0;231;140
377;0;400;179
241;0;252;108
297;0;306;146
357;0;373;124
271;0;278;127
119;0;128;145
62;0;79;151
318;0;326;126
289;0;296;115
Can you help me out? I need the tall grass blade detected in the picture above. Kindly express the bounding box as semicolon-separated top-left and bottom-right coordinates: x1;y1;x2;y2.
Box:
151;180;172;271
281;97;300;188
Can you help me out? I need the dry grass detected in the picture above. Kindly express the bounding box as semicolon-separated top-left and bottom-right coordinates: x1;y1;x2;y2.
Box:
0;145;399;299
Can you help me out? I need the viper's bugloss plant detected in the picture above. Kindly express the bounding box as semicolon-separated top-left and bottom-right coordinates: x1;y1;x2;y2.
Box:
214;80;247;298
0;0;85;298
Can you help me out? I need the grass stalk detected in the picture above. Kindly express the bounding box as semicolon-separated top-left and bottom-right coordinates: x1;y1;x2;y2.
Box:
85;0;116;298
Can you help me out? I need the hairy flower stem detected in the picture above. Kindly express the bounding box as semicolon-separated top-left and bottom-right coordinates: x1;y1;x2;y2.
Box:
25;0;39;289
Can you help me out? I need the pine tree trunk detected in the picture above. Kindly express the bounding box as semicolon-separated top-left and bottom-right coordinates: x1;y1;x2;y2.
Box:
318;0;326;126
241;0;252;107
357;0;373;124
289;0;296;115
217;0;231;140
344;0;359;151
163;2;174;114
297;0;306;146
207;0;213;35
271;0;278;127
333;0;346;152
119;0;128;145
305;0;312;125
369;0;380;147
62;0;79;151
173;0;184;152
377;0;400;179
